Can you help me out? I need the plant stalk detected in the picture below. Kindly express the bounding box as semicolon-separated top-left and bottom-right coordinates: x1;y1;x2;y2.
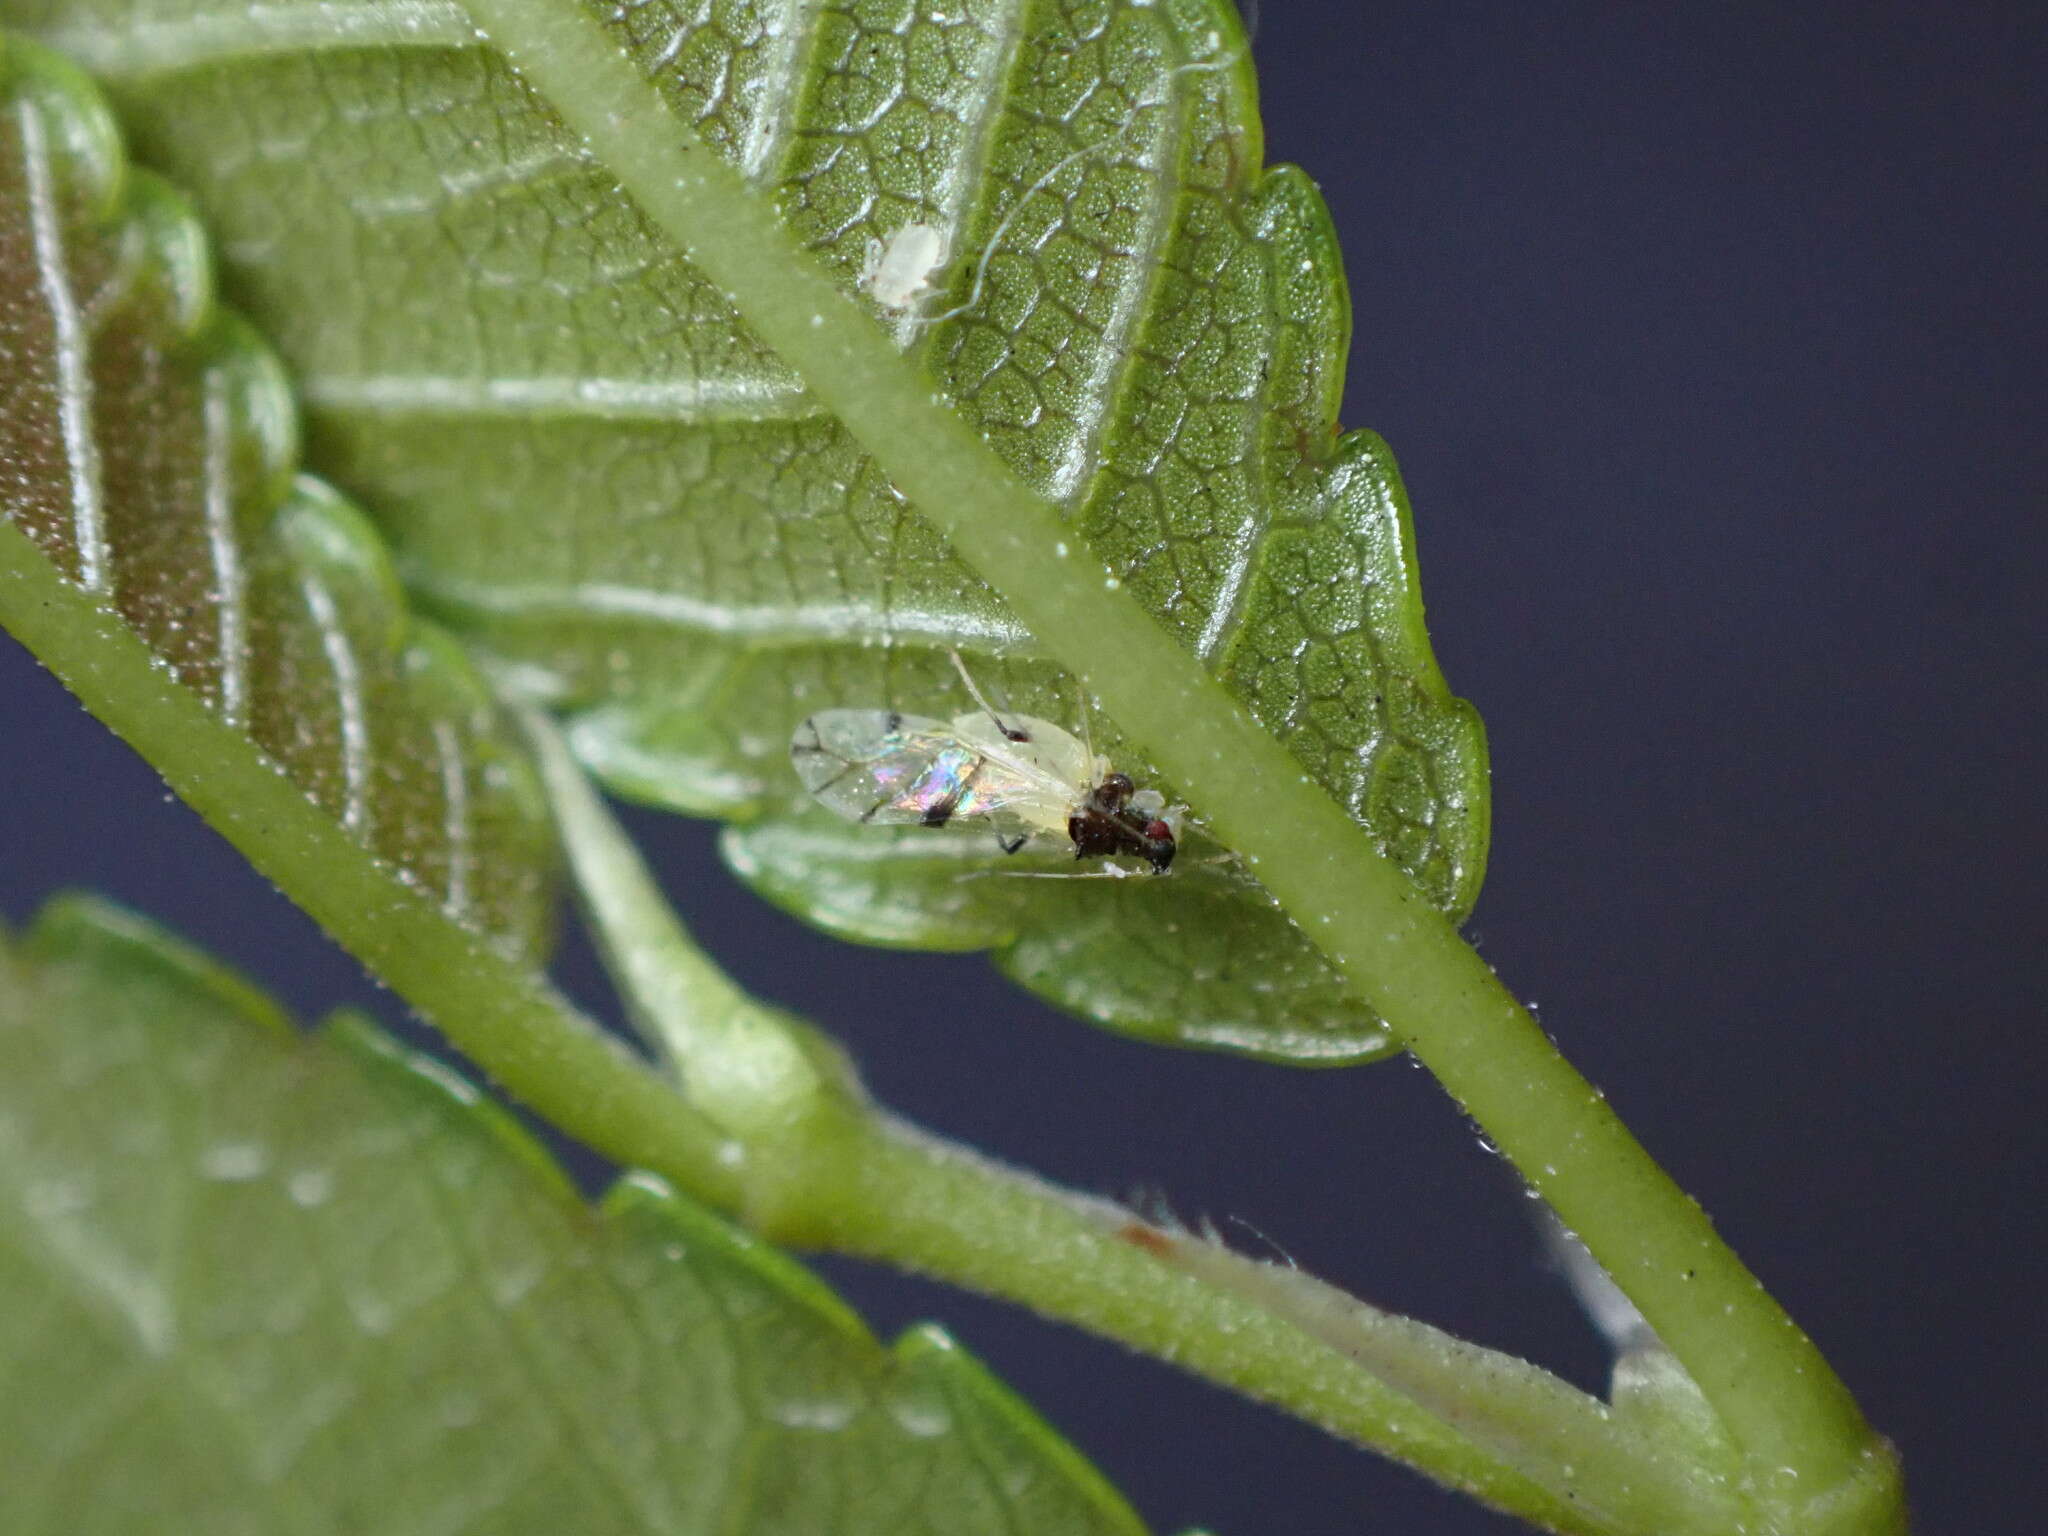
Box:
0;519;746;1212
796;1113;1745;1536
458;1;1897;1520
521;698;1723;1535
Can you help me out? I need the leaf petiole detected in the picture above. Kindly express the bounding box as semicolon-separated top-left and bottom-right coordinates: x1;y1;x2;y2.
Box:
457;0;1901;1524
523;719;1731;1536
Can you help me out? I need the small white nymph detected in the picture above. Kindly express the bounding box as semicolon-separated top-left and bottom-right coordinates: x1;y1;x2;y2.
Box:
861;222;950;312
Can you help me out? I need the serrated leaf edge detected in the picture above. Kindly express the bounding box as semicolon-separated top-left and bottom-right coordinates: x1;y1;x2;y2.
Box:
0;32;557;957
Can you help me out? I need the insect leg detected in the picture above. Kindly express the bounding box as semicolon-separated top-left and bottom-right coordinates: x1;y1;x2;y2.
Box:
947;649;1029;741
996;832;1028;855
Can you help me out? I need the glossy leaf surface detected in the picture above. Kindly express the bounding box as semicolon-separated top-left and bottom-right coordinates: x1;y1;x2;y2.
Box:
0;35;556;959
0;894;1154;1535
11;2;1489;1061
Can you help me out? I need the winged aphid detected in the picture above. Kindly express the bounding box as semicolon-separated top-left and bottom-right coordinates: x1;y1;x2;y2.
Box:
789;656;1178;874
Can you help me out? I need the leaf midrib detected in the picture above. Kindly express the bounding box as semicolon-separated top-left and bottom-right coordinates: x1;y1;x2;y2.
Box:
443;11;1884;1481
41;1;478;80
450;0;1404;956
78;0;1274;674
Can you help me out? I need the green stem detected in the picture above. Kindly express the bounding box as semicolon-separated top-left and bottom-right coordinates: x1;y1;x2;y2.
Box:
8;501;1662;1534
0;518;744;1212
517;707;827;1124
798;1113;1734;1536
459;0;1892;1518
521;694;1720;1534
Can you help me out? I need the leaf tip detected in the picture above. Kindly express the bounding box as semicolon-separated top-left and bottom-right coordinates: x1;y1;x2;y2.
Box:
23;890;295;1039
0;34;124;221
324;1006;580;1202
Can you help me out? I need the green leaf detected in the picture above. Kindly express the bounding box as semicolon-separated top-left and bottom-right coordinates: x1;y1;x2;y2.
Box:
12;1;1488;1063
0;894;1154;1536
0;32;745;1217
0;33;556;961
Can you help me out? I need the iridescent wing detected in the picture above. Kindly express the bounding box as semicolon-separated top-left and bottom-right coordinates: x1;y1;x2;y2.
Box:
791;710;1071;832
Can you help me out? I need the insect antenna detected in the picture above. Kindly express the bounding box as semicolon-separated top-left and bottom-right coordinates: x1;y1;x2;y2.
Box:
1074;670;1099;769
920;141;1098;330
957;864;1139;883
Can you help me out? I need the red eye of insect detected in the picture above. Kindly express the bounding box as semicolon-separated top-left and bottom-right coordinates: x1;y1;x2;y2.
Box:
1144;820;1173;842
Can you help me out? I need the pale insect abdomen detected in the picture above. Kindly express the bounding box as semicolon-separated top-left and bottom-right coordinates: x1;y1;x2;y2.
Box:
860;223;950;312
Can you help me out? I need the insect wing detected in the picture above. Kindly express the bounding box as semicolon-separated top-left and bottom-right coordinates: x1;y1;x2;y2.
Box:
792;710;1063;830
792;711;942;821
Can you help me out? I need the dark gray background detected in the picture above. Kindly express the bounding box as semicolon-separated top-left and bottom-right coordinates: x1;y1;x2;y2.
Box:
3;2;2040;1532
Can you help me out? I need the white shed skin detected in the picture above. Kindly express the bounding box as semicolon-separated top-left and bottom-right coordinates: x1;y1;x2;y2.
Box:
861;223;950;311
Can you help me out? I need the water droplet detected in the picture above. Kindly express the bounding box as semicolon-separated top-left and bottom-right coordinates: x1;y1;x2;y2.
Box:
889;1395;953;1437
491;1262;544;1307
439;1389;482;1429
769;1395;859;1431
353;1297;395;1335
1104;576;1121;590
25;1175;92;1218
200;1143;267;1182
288;1169;333;1208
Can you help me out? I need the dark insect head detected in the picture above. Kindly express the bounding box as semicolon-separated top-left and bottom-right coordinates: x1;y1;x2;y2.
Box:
1136;818;1177;874
1066;774;1176;874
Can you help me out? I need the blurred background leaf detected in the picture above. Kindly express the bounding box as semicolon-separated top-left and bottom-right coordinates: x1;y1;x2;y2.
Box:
0;893;1156;1536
